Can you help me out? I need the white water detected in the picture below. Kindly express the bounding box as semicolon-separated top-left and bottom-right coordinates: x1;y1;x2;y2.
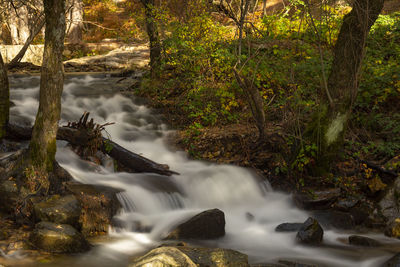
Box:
8;74;399;266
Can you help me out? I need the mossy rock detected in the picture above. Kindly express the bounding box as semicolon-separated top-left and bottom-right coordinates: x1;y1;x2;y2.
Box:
129;246;249;267
296;217;323;245
34;194;81;227
29;221;90;253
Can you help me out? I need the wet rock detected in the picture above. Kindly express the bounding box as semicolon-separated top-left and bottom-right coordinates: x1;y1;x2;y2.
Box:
334;197;360;211
384;219;400;238
311;210;355;230
65;182;121;236
246;212;255;221
275;223;303;232
29;221;90;253
348;235;381;247
0;180;19;213
165;209;225;240
349;202;373;226
379;177;400;224
129;246;249;267
293;188;341;210
34;195;81;227
382;253;400;267
296;217;323;245
278;260;319;267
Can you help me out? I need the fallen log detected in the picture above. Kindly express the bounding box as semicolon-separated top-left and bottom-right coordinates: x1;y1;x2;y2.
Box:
6;123;178;176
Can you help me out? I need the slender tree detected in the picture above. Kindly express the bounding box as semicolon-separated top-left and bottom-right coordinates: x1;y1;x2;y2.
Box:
140;0;161;76
309;0;385;166
0;52;9;140
29;0;65;179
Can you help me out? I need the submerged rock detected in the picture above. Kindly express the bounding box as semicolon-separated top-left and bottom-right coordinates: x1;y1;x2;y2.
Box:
381;252;400;267
275;223;303;232
165;209;225;240
129;246;249;267
29;221;90;253
65;182;121;236
296;217;323;245
348;235;381;247
34;195;81;227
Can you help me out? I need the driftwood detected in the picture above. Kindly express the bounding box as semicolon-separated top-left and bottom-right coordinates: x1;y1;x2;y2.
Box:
6;123;178;177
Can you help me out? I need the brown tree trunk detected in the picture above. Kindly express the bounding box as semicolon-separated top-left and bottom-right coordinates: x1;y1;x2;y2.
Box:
141;0;161;76
0;52;9;140
308;0;385;168
29;0;66;174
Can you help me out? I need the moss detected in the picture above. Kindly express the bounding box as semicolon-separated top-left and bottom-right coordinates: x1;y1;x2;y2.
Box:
45;139;57;172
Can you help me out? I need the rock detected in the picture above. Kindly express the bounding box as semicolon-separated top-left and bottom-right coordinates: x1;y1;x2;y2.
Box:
385;219;400;238
275;223;303;232
348;235;381;247
311;210;355;230
29;221;90;253
129;246;249;267
293;188;341;210
278;260;319;267
165;209;225;240
296;217;323;245
0;179;19;213
334;197;360;211
65;182;121;236
379;177;400;224
34;195;81;227
382;253;400;267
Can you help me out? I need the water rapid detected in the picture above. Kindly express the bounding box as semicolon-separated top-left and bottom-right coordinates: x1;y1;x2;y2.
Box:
8;74;399;267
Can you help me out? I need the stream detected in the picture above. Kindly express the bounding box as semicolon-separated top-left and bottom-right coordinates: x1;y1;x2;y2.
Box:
7;74;400;267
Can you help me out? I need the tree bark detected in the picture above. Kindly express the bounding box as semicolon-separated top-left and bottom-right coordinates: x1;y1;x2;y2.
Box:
0;52;9;140
309;0;385;167
29;0;66;172
141;0;161;76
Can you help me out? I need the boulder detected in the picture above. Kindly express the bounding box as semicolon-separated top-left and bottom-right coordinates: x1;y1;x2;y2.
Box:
382;253;400;267
275;223;303;232
348;235;381;247
65;182;121;236
385;219;400;238
293;188;341;210
29;221;90;253
165;209;225;240
296;217;323;245
379;177;400;224
311;210;355;230
129;246;249;267
0;180;18;213
34;195;81;227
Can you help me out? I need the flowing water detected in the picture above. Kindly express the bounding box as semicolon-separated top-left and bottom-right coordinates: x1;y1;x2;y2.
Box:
7;74;400;266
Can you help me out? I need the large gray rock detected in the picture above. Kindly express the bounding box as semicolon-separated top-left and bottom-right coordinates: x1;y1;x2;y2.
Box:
34;195;81;227
129;246;249;267
275;223;303;232
29;221;90;253
293;189;341;210
165;209;225;240
296;217;323;245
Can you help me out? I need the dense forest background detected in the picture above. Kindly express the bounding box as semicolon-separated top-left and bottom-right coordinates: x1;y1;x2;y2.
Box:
1;0;399;193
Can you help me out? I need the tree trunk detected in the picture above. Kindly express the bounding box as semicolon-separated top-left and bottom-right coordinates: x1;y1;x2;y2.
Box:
141;0;161;76
0;52;9;140
29;0;66;173
66;0;83;44
309;0;385;167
